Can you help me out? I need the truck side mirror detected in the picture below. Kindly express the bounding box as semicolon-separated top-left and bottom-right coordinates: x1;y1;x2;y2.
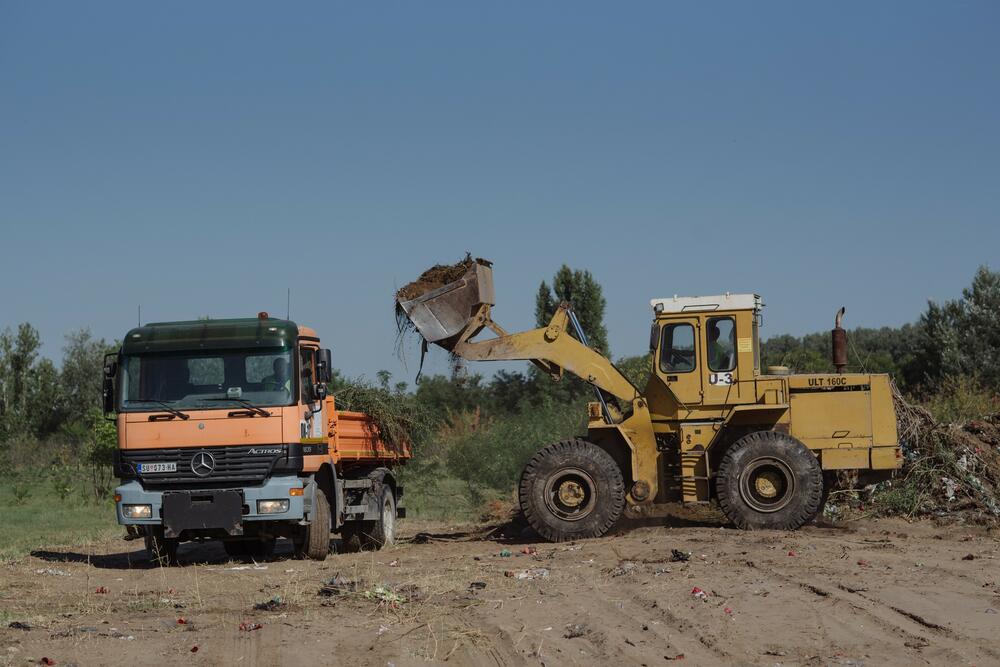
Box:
102;353;118;415
649;323;660;352
316;348;333;383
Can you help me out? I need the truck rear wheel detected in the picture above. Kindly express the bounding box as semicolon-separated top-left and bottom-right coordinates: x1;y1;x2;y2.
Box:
293;489;331;560
519;439;625;542
716;431;825;530
341;485;396;551
144;527;179;566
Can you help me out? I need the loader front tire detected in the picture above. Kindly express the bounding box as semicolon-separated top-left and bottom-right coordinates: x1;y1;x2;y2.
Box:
519;439;625;542
716;431;825;530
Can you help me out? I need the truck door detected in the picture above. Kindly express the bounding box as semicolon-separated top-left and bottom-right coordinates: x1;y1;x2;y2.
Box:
656;319;703;406
702;315;740;407
299;347;325;439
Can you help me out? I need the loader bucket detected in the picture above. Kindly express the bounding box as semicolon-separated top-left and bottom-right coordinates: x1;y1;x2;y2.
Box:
396;262;495;346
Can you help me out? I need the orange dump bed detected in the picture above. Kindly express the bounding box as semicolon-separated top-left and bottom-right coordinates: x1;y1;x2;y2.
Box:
326;398;411;464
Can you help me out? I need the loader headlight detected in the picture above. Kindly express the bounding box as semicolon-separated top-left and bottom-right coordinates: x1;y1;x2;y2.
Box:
122;504;152;519
257;499;289;514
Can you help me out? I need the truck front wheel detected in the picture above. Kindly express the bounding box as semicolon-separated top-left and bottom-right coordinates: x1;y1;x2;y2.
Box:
519;439;626;542
716;431;825;530
293;489;331;560
144;527;179;566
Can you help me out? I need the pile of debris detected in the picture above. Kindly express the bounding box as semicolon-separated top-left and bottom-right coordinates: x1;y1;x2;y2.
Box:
878;383;1000;521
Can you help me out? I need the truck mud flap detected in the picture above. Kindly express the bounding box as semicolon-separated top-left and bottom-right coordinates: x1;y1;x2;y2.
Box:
163;490;243;538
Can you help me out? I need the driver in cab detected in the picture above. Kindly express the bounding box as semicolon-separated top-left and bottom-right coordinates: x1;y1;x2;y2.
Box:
262;358;291;394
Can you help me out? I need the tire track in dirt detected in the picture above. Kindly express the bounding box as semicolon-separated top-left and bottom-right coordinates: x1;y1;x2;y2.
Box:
751;559;1000;665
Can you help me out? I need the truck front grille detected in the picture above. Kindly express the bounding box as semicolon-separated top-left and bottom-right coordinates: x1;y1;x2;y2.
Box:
119;445;288;488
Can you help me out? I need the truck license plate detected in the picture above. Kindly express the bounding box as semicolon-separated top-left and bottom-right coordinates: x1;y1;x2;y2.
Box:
139;462;177;473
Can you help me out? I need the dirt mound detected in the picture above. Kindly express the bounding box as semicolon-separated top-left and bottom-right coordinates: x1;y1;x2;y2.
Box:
396;254;485;302
881;384;1000;520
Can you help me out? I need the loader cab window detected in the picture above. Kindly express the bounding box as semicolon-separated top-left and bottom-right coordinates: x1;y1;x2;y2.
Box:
659;323;696;373
707;317;736;372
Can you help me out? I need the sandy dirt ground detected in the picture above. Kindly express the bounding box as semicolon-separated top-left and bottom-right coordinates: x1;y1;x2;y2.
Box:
1;513;999;667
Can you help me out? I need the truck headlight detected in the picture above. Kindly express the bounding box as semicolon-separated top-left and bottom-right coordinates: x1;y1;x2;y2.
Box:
122;504;152;519
257;500;289;514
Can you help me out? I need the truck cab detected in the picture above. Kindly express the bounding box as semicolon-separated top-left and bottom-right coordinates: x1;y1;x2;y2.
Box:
105;313;407;564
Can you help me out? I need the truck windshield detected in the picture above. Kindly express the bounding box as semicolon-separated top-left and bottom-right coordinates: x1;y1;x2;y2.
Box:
119;349;295;411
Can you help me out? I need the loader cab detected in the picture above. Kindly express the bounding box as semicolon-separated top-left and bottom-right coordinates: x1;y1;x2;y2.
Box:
648;294;762;414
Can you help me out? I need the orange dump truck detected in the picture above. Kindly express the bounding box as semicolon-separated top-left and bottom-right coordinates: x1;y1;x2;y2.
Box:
102;314;409;565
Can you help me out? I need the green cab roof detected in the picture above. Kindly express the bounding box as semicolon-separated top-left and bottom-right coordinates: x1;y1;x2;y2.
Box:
121;318;299;354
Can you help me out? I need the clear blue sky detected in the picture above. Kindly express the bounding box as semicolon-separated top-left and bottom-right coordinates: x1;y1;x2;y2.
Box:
1;1;997;382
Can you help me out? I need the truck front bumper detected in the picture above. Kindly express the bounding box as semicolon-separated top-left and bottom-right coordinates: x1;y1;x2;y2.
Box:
115;475;307;537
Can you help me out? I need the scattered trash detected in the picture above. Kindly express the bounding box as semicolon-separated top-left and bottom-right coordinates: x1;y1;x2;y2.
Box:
389;559;399;567
364;585;407;608
608;561;639;577
190;646;199;653
857;559;870;568
941;477;957;502
521;546;537;555
319;575;358;597
564;623;589;639
8;621;31;631
253;595;286;612
669;549;690;562
505;567;549;580
499;549;512;557
40;658;56;666
239;621;263;632
653;567;672;576
219;565;268;571
94;586;109;594
787;550;796;557
34;568;71;577
986;608;998;614
469;581;487;590
724;606;733;615
176;618;188;625
665;654;685;661
962;554;976;561
691;587;708;600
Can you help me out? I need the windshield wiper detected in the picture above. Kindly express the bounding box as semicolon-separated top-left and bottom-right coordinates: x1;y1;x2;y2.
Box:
134;399;190;420
202;397;272;417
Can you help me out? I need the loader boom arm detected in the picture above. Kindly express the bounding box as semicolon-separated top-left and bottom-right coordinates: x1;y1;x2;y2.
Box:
452;303;639;404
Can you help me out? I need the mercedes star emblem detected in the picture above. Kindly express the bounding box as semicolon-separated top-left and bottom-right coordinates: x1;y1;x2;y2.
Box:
190;451;216;477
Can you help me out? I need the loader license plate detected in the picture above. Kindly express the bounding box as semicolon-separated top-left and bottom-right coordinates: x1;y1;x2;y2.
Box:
139;462;177;473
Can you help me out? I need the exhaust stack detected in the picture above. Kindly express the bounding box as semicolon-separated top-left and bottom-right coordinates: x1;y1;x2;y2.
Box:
832;307;847;374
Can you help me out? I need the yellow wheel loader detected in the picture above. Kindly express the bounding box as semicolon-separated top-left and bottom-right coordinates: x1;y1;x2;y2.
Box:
397;261;901;541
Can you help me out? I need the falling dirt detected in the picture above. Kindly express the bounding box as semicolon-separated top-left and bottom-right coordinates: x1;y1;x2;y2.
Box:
2;515;1000;666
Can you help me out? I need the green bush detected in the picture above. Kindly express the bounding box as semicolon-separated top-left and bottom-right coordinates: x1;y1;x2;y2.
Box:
921;375;999;424
445;398;586;495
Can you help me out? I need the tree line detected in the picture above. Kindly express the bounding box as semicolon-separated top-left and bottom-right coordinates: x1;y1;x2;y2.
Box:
2;265;997;499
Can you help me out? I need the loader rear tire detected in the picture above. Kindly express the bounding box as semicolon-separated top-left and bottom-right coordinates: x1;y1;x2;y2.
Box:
716;431;825;530
293;490;331;560
519;439;625;542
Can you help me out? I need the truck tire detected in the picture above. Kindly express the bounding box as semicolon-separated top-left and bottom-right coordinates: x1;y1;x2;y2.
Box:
716;431;825;530
342;485;396;551
224;539;276;562
519;439;625;542
144;527;179;566
293;489;331;560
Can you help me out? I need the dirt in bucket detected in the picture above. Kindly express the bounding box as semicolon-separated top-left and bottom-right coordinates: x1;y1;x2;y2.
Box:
395;253;487;302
